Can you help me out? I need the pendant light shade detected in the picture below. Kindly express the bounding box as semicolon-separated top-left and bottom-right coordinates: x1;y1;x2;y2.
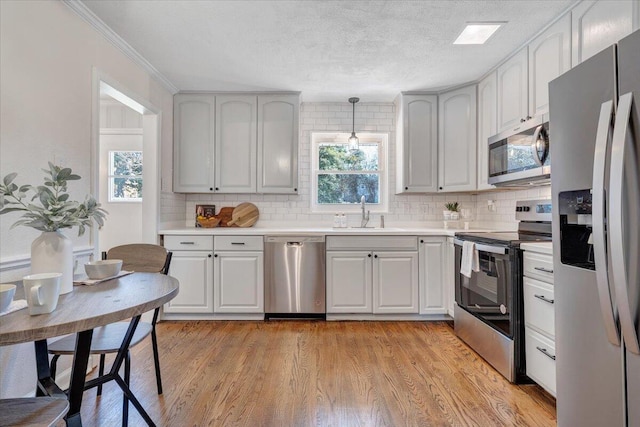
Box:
348;97;360;151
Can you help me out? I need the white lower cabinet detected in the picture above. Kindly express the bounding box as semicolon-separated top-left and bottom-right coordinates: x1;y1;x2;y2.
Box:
326;251;373;313
213;236;264;313
164;250;214;314
373;252;419;314
522;245;556;396
418;237;447;315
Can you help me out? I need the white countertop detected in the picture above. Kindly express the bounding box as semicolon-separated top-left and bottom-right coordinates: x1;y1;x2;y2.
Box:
520;241;553;255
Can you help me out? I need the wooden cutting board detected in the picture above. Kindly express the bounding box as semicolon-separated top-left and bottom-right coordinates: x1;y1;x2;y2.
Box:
217;207;236;227
227;202;259;227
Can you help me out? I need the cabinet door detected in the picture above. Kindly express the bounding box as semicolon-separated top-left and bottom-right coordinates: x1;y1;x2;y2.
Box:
396;95;438;193
215;95;257;193
418;237;447;315
164;250;213;313
173;94;215;193
214;251;264;313
477;72;497;191
529;14;571;116
372;251;418;314
257;95;299;194
326;251;372;313
438;85;477;192
497;48;529;132
572;0;634;67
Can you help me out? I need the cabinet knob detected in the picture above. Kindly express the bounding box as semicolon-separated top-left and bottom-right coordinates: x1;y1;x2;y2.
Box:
420;239;424;243
368;254;372;258
405;186;409;190
208;254;212;258
214;254;218;258
215;187;219;191
526;115;532;120
374;254;378;258
439;186;443;190
294;188;297;192
209;187;213;191
520;118;526;123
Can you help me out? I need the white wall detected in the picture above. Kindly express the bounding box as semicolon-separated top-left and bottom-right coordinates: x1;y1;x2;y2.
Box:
0;0;173;398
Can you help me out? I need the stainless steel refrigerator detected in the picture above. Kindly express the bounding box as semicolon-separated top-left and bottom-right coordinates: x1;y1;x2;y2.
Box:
549;29;640;427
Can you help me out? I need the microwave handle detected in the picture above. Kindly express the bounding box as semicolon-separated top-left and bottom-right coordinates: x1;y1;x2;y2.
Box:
530;125;548;166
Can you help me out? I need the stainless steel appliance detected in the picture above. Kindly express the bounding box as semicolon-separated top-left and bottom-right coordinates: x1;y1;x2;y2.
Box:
264;236;326;319
488;114;550;186
454;199;552;383
549;28;640;427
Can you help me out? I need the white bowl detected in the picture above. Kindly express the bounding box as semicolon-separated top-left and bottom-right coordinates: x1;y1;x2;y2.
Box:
0;284;17;312
84;259;123;280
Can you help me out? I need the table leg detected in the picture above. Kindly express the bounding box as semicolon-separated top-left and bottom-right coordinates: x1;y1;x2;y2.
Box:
34;340;66;398
64;329;93;427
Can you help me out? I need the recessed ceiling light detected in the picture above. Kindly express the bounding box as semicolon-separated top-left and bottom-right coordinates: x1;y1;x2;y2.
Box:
454;22;504;45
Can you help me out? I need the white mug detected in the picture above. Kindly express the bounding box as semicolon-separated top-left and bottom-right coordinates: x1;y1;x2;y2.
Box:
23;273;62;315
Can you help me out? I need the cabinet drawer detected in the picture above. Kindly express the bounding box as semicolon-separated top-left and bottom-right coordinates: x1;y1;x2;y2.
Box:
214;235;263;251
525;327;556;397
523;277;555;338
523;251;554;283
164;235;214;251
326;236;417;251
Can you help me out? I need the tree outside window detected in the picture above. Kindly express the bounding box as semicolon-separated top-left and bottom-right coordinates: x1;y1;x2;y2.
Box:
109;151;142;202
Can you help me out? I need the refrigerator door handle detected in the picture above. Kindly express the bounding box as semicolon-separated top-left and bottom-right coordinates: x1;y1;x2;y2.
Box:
592;100;621;346
609;92;640;355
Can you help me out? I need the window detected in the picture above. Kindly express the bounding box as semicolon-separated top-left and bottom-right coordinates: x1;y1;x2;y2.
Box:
108;151;143;202
311;132;388;213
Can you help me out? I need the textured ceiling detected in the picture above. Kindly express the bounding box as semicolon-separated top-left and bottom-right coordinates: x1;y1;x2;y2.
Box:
82;0;575;102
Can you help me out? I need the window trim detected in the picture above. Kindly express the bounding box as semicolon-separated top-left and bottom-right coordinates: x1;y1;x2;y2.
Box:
310;132;389;213
108;150;143;203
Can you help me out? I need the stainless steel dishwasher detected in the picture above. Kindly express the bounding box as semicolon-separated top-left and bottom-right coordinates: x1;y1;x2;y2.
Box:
264;236;325;319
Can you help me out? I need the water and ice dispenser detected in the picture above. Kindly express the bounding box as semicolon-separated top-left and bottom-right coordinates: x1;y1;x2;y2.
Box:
558;190;595;270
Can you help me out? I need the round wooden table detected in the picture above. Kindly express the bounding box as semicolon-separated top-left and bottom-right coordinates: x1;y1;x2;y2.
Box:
0;272;179;427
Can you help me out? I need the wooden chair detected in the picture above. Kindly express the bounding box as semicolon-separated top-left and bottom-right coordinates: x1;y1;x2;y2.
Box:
48;244;172;427
0;397;69;426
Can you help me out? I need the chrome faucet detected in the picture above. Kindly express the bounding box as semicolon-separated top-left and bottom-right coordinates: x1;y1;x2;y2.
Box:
360;195;370;228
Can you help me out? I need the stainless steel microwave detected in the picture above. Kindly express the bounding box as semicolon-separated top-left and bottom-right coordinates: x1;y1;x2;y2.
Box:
488;114;550;186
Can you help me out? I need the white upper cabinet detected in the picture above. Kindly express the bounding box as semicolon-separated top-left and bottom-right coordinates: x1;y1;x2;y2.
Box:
215;95;257;193
257;95;299;194
477;72;497;191
438;85;477;192
395;94;438;193
571;0;635;67
173;94;215;193
529;14;572;117
497;47;529;133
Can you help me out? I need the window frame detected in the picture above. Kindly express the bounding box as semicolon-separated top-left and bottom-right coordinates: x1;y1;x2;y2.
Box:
107;150;143;203
310;132;389;213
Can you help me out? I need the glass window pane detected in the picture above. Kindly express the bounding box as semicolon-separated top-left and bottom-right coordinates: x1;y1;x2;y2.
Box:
111;177;143;199
318;143;378;171
110;151;143;176
317;174;379;204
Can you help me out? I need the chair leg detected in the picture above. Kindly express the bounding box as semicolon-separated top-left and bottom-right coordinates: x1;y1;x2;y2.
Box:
151;326;163;395
50;354;60;380
97;354;105;396
122;351;130;427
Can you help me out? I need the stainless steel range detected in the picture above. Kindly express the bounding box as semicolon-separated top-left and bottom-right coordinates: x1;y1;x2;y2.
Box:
453;199;552;383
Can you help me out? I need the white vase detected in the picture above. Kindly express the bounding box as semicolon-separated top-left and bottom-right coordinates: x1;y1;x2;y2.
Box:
31;231;74;295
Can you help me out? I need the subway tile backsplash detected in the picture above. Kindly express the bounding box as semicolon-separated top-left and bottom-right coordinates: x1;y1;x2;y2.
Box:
161;101;552;228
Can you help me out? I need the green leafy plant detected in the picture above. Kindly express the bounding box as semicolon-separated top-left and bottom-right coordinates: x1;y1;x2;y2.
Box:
444;202;460;212
0;162;107;236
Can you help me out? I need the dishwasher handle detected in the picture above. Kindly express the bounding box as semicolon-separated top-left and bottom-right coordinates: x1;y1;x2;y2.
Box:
264;236;325;244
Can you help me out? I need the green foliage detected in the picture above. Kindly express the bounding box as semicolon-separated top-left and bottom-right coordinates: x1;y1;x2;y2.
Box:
111;151;143;199
318;145;379;204
444;202;460;212
0;162;108;235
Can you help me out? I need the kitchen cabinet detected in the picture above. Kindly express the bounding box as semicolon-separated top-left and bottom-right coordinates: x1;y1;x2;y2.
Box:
529;13;571;117
163;235;214;314
257;95;299;194
571;0;635;67
395;94;438;193
522;244;556;397
418;237;447;315
215;95;257;193
497;47;529;133
476;72;497;191
326;236;418;314
173;94;215;193
213;236;264;313
438;85;477;192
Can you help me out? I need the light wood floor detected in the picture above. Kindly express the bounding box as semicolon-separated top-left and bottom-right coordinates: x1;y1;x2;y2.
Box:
75;321;556;426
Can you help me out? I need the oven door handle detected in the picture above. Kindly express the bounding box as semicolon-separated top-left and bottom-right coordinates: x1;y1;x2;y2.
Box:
453;239;508;255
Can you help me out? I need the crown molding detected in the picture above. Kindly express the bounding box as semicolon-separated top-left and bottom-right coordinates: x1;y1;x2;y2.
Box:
62;0;179;94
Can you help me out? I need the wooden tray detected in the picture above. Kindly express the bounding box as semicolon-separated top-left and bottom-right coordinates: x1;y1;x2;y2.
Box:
227;203;259;227
216;207;236;227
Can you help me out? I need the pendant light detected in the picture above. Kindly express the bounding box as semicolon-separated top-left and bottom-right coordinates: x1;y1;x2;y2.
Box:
348;97;360;151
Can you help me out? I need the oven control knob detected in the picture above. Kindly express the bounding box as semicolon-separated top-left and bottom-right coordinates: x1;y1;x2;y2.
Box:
500;304;507;315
